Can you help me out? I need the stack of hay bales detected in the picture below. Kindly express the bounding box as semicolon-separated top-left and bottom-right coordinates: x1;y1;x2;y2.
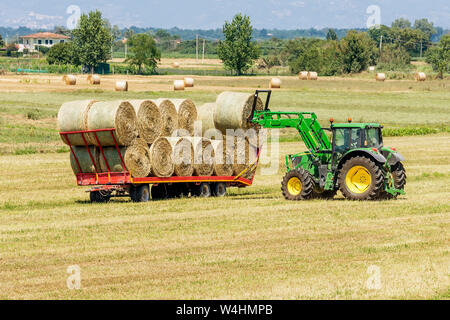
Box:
59;91;261;181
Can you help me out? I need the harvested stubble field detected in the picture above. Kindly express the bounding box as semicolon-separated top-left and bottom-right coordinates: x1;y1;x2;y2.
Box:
0;74;449;299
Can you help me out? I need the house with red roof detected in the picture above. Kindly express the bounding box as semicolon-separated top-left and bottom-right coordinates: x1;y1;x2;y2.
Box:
20;32;69;51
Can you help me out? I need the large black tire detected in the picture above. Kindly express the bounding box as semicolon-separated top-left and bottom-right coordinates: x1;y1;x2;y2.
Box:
212;183;227;197
132;184;150;202
382;162;407;200
193;183;212;198
338;156;384;201
90;191;111;203
151;184;168;200
281;169;314;201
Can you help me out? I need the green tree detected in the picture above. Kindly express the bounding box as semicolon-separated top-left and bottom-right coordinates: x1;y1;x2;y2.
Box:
0;34;4;47
126;33;161;74
46;42;77;65
414;18;436;40
217;13;259;75
377;44;411;70
326;29;338;41
71;10;113;72
339;31;378;73
392;18;411;29
426;34;450;79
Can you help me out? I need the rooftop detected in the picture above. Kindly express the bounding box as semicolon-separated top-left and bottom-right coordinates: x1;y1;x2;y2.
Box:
21;32;69;39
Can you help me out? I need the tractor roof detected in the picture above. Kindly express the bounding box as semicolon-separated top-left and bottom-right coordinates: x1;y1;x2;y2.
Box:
332;123;382;129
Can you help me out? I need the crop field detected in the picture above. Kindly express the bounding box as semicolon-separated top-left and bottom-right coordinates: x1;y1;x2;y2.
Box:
0;74;449;299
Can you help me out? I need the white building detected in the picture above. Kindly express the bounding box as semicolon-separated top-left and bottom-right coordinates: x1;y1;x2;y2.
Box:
20;32;69;51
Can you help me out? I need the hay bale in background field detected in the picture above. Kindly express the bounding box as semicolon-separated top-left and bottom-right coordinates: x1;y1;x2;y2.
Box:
415;72;426;82
58;100;97;146
270;78;281;89
169;99;197;135
196;103;222;136
87;74;101;85
184;137;214;176
115;80;128;91
149;137;174;178
174;80;185;91
369;66;376;72
211;140;234;176
129;100;162;144
124;138;152;177
184;77;194;87
167;137;195;177
376;73;386;82
154;99;179;136
214;92;264;135
70;146;100;174
173;62;180;68
63;74;76;85
87;100;138;146
299;71;308;80
307;72;318;80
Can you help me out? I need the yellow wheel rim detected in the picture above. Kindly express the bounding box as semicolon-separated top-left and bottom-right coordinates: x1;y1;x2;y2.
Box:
346;165;372;194
287;177;302;196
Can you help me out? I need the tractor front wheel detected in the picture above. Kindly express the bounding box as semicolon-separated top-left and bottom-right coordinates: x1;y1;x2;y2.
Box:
338;156;384;201
382;162;407;200
281;169;314;201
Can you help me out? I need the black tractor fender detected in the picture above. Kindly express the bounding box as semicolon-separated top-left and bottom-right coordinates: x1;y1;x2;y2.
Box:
387;152;405;166
337;150;387;171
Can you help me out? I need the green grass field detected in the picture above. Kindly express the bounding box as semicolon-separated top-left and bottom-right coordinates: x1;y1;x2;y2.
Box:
0;75;449;299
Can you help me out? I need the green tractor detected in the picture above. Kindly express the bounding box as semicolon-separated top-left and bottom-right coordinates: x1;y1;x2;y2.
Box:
250;90;406;201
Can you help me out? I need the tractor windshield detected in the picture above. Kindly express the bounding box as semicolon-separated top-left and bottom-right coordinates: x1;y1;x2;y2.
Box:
365;128;383;149
334;128;362;153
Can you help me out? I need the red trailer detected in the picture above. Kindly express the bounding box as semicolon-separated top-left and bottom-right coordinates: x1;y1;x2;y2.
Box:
60;128;261;203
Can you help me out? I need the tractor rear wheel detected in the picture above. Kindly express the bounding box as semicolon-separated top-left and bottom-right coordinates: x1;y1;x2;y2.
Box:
338;156;384;201
132;184;150;202
382;162;407;200
281;169;314;201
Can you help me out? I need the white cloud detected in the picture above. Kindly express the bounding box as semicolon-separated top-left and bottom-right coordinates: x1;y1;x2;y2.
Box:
290;1;306;7
272;9;293;19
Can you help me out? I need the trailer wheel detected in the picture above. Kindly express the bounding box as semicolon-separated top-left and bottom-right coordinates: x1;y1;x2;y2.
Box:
193;183;212;198
151;184;168;200
90;191;110;203
213;183;227;197
132;184;150;202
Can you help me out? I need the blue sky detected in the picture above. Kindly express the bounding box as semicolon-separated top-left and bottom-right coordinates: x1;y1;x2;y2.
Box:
0;0;449;29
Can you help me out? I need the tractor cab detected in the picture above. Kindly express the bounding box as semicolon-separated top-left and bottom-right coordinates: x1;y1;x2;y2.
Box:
331;123;383;156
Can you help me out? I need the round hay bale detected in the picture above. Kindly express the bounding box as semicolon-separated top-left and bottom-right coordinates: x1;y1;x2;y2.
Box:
299;71;308;80
415;72;426;82
87;74;101;85
154;99;179;136
368;66;376;72
231;136;258;178
149;137;175;178
98;146;127;173
124;138;152;177
70;146;100;174
115;80;128;91
196;103;222;137
167;137;195;177
174;80;185;91
63;74;76;85
376;73;386;82
87;100;139;146
307;72;318;80
214;91;264;135
173;62;180;68
168;99;197;135
129;100;163;144
211;140;234;176
184;77;194;87
270;77;281;89
184;137;214;176
58;100;97;146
